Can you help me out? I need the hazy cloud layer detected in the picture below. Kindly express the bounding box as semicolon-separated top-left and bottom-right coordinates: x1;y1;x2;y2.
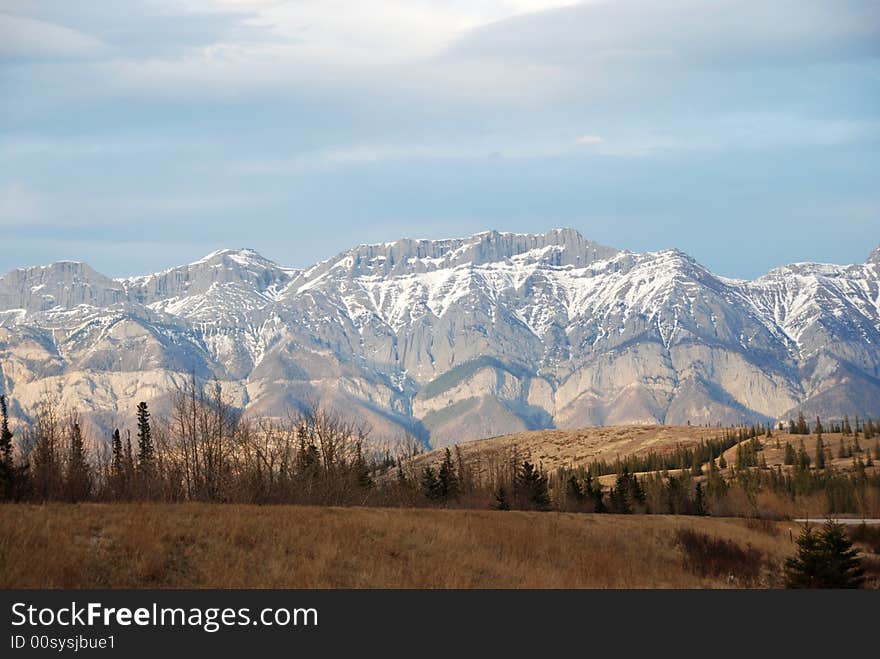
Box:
1;0;878;277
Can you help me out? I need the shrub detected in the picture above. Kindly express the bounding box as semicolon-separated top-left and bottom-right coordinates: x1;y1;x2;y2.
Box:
848;523;880;555
675;528;763;585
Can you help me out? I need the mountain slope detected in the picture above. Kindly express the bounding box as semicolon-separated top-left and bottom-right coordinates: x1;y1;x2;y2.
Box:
1;229;878;446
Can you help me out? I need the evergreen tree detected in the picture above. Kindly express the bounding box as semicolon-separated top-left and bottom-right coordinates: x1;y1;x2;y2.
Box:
815;416;823;439
785;522;865;588
783;442;796;465
815;434;826;470
608;484;629;514
735;444;746;469
592;483;606;513
111;429;123;476
135;402;154;468
796;441;811;470
124;431;134;474
514;460;550;510
610;469;636;514
109;428;125;498
785;526;825;588
437;448;459;501
492;485;510;511
566;474;585;505
694;482;707;516
420;466;441;502
630;470;646;505
65;421;91;502
0;394;14;499
818;522;865;588
395;459;408;489
842;415;852;436
353;441;373;490
582;472;595;499
796;412;809;435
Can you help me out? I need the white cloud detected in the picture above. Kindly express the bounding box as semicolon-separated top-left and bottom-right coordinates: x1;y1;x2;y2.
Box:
3;0;878;172
0;13;107;59
451;0;880;66
77;0;581;107
9;0;877;119
174;0;581;65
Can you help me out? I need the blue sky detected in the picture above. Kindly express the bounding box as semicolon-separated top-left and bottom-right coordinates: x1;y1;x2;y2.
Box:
1;0;878;279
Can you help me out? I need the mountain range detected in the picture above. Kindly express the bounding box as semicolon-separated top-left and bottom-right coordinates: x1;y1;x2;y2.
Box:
2;228;879;447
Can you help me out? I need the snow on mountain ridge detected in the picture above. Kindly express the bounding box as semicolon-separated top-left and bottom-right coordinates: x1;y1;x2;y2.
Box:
295;228;620;281
1;229;879;445
2;232;876;354
743;261;880;348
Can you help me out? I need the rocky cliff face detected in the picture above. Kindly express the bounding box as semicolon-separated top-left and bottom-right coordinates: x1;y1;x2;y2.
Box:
1;229;878;447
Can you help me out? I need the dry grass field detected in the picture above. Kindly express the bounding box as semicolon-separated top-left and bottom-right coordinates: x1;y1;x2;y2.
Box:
2;428;877;589
0;503;823;589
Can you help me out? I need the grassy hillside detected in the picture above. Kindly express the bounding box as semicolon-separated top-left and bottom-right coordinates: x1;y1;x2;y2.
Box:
410;425;731;476
3;503;868;589
412;424;878;479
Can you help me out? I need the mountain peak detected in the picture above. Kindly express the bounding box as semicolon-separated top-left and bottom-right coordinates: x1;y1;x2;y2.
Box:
119;247;295;306
191;248;275;267
2;229;880;444
0;260;125;313
6;259;91;276
868;245;880;264
314;227;620;279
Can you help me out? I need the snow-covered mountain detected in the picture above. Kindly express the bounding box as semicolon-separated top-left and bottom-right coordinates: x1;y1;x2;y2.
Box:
1;228;879;447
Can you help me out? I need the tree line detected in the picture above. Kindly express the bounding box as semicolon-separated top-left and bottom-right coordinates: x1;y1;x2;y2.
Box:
1;386;878;519
785;412;876;439
0;382;380;506
582;432;742;477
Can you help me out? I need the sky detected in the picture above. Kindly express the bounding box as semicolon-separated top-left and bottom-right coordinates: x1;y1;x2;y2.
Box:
1;0;878;279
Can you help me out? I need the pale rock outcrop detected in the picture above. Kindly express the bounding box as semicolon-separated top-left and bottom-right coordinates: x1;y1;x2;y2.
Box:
1;231;878;447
